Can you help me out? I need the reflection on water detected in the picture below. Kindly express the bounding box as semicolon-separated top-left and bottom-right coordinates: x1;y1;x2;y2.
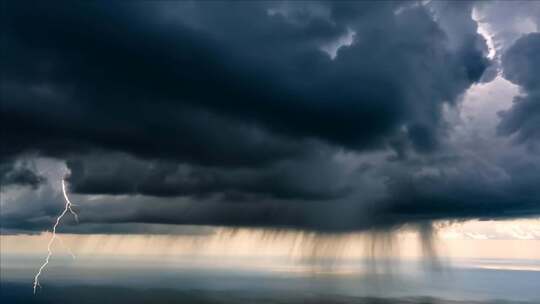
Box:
1;255;539;303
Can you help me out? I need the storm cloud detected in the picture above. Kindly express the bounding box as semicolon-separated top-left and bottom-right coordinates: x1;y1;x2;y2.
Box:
0;159;45;189
1;1;487;160
498;33;540;145
1;1;539;234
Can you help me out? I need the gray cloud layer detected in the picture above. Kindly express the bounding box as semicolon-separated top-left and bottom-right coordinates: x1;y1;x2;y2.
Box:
498;33;540;145
1;1;486;161
1;1;539;234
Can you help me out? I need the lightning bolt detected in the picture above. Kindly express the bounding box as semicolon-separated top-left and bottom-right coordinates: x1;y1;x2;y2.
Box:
33;178;79;294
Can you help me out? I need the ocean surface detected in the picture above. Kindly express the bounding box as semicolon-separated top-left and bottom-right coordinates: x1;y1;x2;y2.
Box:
1;255;539;303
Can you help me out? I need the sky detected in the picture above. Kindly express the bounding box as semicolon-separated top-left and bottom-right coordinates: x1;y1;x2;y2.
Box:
1;0;540;269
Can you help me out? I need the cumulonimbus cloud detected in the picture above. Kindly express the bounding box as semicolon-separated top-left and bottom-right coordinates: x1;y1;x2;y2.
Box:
3;1;539;235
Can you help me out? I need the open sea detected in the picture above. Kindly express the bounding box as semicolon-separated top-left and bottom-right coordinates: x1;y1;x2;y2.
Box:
1;255;539;303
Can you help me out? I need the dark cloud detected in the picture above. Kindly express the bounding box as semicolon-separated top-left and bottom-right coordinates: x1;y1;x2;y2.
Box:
1;1;487;164
63;152;540;232
0;160;45;189
65;151;350;200
430;1;490;82
2;148;540;234
498;33;540;145
380;162;540;224
9;1;539;236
